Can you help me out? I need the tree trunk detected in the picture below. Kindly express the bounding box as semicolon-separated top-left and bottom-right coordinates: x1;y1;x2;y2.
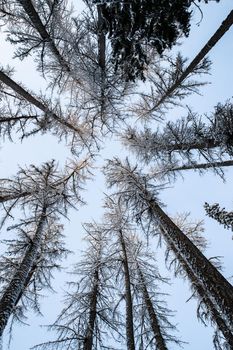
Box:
97;5;106;72
16;0;71;73
162;226;233;347
0;70;82;134
137;266;168;350
146;199;233;330
119;229;135;350
83;268;99;350
0;205;47;336
156;139;219;153
97;5;106;121
168;159;233;173
152;10;233;112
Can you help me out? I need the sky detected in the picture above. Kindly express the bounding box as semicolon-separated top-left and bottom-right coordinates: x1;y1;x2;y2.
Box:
0;1;233;349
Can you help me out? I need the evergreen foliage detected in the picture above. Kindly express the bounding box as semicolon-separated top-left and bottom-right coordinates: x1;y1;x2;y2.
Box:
93;0;220;81
204;202;233;232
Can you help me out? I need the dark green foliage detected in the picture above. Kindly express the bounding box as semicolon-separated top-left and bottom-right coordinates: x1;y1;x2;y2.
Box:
204;203;233;232
95;0;192;81
93;0;220;81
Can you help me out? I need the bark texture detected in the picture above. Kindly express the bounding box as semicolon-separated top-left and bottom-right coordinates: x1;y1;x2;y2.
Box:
119;230;135;350
83;268;99;350
0;205;47;336
138;266;168;350
162;225;233;347
148;200;233;330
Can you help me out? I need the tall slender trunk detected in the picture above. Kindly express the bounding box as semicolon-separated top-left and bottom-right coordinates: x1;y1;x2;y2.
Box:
162;226;233;347
97;5;106;72
155;139;219;153
168;159;233;173
16;0;71;73
0;205;47;336
119;230;135;350
0;71;82;134
97;5;106;120
151;10;233;112
144;199;233;330
137;266;168;350
83;268;99;350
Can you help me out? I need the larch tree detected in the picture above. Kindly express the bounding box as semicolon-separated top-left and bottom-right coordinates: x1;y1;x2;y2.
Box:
122;102;233;180
0;0;80;85
103;197;182;350
104;158;233;349
0;67;93;153
0;0;133;151
0;158;88;337
33;222;121;350
129;7;233;117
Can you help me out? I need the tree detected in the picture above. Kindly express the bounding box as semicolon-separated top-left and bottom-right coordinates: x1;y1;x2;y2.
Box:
104;158;233;348
150;160;233;183
204;202;233;234
128;7;233;112
0;0;79;85
127;236;181;350
0;1;132;136
0;218;69;335
0;0;231;348
0;68;92;153
128;53;211;121
103;198;182;350
34;222;120;350
122;102;233;179
0;159;88;337
93;0;222;81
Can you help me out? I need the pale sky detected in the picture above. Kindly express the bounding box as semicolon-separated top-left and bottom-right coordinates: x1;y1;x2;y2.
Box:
0;1;232;349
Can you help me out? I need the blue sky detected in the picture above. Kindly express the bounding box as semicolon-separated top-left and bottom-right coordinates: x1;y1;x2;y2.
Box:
0;1;232;349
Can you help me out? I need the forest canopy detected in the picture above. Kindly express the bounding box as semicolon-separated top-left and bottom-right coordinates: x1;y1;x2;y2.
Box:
0;0;232;349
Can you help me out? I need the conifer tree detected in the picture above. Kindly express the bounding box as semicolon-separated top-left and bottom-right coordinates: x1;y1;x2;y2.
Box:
123;102;233;179
103;198;182;350
93;0;222;81
0;159;88;337
204;202;233;233
34;222;120;350
104;158;233;348
130;8;233;113
0;68;91;152
0;0;79;84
